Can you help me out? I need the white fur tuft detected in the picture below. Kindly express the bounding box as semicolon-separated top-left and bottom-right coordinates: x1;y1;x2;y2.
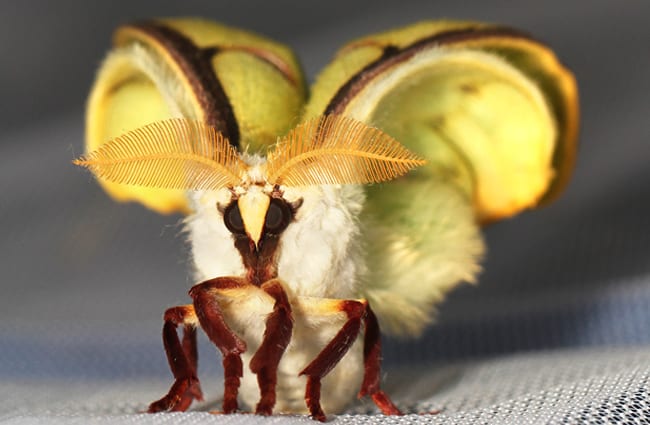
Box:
185;188;246;280
276;184;365;298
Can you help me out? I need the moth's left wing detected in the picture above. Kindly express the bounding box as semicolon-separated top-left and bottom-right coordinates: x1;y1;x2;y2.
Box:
85;18;306;214
305;21;579;335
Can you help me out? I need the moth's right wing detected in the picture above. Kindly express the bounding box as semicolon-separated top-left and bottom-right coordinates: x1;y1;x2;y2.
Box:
305;21;579;335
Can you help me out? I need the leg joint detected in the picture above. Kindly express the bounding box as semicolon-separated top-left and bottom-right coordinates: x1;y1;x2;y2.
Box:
341;299;368;321
188;276;248;299
163;305;198;327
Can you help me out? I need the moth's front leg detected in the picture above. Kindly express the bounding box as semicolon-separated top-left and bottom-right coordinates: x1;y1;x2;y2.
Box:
249;279;293;415
299;299;401;421
148;305;203;412
189;277;248;414
190;277;293;416
357;305;401;415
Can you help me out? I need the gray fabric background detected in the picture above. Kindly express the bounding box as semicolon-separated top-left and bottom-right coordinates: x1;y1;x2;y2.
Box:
1;1;649;423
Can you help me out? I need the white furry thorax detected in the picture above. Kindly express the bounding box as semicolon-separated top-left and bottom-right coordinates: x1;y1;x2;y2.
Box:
185;153;366;299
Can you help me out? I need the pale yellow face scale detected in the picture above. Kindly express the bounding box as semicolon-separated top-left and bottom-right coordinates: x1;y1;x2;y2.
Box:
237;186;271;247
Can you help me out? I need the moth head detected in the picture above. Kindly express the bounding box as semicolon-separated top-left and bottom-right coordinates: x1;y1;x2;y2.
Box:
74;115;426;246
217;182;301;249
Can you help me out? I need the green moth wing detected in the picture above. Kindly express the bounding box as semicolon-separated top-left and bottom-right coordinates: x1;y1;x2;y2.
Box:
304;21;579;335
305;20;579;222
86;18;306;213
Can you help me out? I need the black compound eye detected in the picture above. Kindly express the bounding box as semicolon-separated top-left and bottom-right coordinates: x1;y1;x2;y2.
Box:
264;198;292;235
223;202;246;235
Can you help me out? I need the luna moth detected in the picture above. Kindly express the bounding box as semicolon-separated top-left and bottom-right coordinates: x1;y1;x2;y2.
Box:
74;18;578;420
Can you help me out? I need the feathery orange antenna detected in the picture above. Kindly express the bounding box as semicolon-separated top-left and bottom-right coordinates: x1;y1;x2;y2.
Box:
266;115;426;187
74;119;246;190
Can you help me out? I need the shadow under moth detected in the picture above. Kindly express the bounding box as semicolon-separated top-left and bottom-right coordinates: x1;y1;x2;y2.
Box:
74;18;578;420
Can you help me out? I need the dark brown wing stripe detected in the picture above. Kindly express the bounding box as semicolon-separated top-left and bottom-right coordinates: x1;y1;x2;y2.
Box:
131;21;240;148
324;26;535;115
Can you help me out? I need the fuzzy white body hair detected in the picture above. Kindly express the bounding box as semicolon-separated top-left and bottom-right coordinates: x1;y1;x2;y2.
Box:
276;183;365;299
185;155;367;413
187;181;366;298
186;187;247;279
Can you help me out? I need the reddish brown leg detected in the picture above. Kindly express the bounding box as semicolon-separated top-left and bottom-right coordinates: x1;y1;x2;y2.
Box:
189;277;248;414
299;301;401;420
182;324;199;374
148;305;203;413
358;305;401;415
249;279;294;415
299;301;365;421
